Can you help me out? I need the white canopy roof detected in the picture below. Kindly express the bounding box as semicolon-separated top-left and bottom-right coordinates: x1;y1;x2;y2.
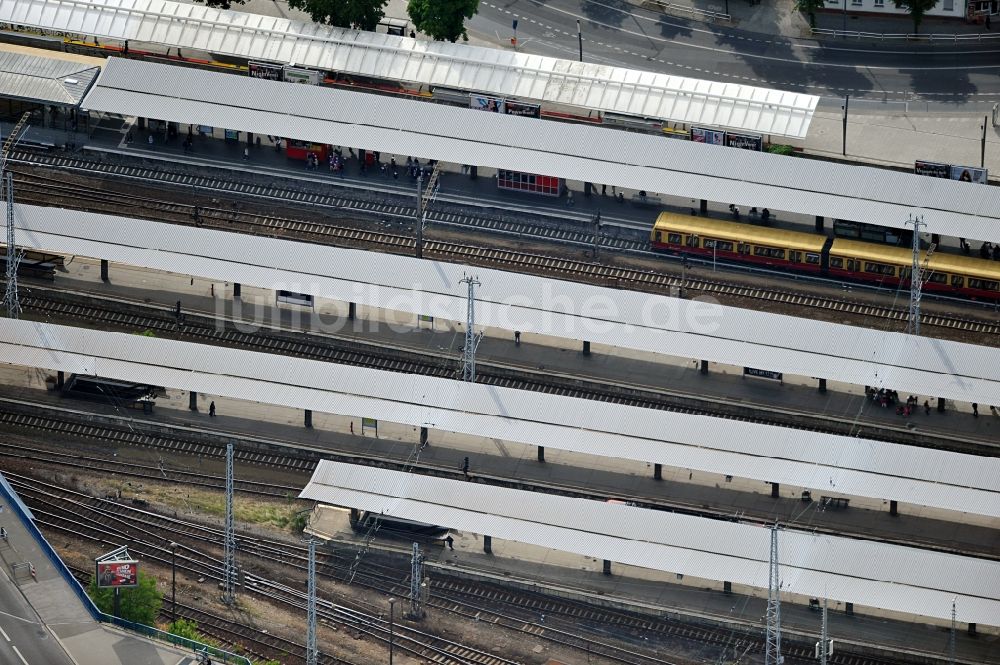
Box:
80;58;1000;241
299;461;1000;625
0;0;817;138
9;204;1000;408
2;319;998;518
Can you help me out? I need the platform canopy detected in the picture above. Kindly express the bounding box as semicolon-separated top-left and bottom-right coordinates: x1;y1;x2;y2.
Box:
1;319;998;519
0;49;98;106
9;204;1000;408
0;0;818;138
299;461;1000;625
80;58;1000;240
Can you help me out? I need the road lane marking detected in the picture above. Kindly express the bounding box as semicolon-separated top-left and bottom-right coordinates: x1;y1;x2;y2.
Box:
0;624;9;641
11;644;29;665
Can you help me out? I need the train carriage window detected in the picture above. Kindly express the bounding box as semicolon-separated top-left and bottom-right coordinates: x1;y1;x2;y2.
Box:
789;251;801;263
927;272;947;284
830;257;844;269
805;253;821;265
951;275;965;288
737;243;750;255
753;246;786;259
847;259;860;272
667;232;682;244
899;268;911;281
969;278;1000;291
864;262;895;276
686;234;699;248
704;239;734;252
654;231;662;242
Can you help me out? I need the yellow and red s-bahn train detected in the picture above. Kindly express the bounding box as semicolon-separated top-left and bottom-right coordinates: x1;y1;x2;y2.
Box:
650;213;1000;300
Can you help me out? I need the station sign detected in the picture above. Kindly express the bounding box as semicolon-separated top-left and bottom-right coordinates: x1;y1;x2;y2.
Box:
283;66;322;85
96;560;139;588
743;367;783;382
914;159;951;178
248;61;283;81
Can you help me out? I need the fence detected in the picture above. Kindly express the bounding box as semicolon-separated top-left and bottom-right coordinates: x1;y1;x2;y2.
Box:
644;0;731;22
811;28;1000;41
104;616;252;665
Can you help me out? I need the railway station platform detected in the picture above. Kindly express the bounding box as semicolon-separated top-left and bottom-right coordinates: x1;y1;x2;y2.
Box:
0;486;202;665
304;506;1000;663
3;101;998;256
1;372;997;660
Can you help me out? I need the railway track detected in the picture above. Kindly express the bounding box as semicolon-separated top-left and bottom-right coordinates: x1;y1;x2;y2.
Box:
12;474;657;665
9;156;1000;341
8;472;941;665
17;283;995;457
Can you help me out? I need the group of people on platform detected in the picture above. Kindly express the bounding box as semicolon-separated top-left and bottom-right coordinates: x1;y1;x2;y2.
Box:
866;387;929;416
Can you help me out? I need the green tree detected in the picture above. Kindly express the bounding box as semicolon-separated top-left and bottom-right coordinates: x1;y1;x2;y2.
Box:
286;0;388;31
88;572;162;625
795;0;826;28
407;0;479;42
168;619;201;641
893;0;938;34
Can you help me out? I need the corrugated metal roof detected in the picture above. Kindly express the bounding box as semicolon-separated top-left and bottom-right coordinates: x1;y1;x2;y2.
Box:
81;58;1000;241
0;0;817;138
0;50;99;105
299;461;1000;625
1;318;998;518
10;203;1000;408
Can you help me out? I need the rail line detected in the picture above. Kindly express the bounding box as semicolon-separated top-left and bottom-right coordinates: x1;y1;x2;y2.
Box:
17;283;995;457
1;398;995;562
9;157;1000;341
7;472;928;665
11;473;670;665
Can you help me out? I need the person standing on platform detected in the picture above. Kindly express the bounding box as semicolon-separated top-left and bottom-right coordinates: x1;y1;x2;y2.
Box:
209;401;216;417
514;331;521;346
923;400;931;415
973;403;979;417
462;457;469;479
445;535;454;550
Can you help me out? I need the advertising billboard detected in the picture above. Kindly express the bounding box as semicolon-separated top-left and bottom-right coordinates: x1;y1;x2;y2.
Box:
96;561;139;588
248;61;283;81
950;164;988;184
504;100;541;118
914;160;950;178
724;131;763;151
283;66;321;85
691;127;726;145
470;95;504;113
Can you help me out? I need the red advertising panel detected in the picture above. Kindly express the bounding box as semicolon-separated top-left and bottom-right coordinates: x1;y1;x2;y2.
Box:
96;561;139;588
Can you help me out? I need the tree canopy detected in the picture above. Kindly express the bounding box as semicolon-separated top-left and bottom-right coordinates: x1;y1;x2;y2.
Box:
407;0;479;42
88;571;162;625
893;0;938;33
795;0;826;28
286;0;388;31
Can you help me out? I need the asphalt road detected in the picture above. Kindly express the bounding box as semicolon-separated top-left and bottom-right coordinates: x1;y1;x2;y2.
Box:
467;0;1000;103
0;571;74;665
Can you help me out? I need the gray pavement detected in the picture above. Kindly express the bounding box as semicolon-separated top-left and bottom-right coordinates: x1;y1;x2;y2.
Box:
0;495;195;665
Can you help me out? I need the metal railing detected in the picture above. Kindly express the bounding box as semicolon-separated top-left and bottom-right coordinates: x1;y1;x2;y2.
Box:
644;0;731;22
103;616;252;665
811;27;1000;41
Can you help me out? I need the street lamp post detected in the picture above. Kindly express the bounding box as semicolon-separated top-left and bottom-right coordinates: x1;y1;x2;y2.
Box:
577;20;583;62
169;542;179;622
388;597;396;665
